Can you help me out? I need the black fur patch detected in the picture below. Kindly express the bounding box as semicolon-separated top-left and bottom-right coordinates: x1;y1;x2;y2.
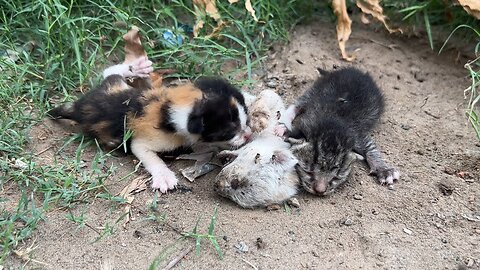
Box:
189;77;247;142
48;75;149;146
159;101;176;133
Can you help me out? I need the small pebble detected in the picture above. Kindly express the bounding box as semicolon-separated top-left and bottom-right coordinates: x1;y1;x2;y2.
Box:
266;204;281;211
403;228;413;235
133;230;143;239
312;251;320;257
343;218;354;226
467;258;474;267
266;80;277;88
223;235;229;242
400;124;411;130
441;238;448;244
287;198;300;208
353;194;363;200
256;237;266;249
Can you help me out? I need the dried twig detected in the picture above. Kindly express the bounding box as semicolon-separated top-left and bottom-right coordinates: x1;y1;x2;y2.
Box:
241;258;259;270
424;110;441;119
162;246;194;270
34;146;53;156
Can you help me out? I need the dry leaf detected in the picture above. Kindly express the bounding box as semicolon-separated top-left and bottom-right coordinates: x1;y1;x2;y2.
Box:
193;0;225;37
118;176;149;228
245;0;258;22
332;0;355;61
455;0;480;19
228;0;258;22
205;20;228;39
13;241;49;266
122;26;147;64
356;0;402;34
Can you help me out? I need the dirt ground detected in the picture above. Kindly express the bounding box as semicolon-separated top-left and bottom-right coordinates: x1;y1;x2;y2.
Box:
6;21;480;269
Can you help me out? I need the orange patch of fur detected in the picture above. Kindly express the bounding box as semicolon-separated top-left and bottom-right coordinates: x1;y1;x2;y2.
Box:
129;83;203;150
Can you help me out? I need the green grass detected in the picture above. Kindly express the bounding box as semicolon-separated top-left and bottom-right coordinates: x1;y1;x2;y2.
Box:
148;206;223;270
0;0;304;264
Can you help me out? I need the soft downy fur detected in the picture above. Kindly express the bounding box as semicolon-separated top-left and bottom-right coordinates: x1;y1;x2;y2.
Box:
48;57;252;193
276;67;400;196
215;90;299;208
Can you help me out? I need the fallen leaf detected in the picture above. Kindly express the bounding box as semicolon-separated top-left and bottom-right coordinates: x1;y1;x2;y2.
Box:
205;20;228;39
332;0;355;61
356;0;402;34
122;26;147;64
193;0;225;37
13;241;49;266
118;176;149;228
455;0;480;19
245;0;258;22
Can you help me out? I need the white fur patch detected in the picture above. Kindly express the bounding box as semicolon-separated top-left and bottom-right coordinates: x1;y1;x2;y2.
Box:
170;105;199;145
103;64;129;78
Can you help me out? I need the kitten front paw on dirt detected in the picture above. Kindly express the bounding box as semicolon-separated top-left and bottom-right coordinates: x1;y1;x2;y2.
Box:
151;169;178;193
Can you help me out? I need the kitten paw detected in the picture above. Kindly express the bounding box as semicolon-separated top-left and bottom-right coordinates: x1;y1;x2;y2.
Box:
127;56;153;78
274;123;287;137
371;167;400;185
151;169;178;193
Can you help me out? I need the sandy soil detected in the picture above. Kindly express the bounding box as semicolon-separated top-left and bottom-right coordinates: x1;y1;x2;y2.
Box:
5;21;480;270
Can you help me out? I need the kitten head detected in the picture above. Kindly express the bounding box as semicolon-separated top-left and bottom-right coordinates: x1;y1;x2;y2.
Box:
188;77;251;146
291;119;364;196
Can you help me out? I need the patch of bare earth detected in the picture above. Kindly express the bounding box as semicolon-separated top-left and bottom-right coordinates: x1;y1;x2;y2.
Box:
6;22;480;269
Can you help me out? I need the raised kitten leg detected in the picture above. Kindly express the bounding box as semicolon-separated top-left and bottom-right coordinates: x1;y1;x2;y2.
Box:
130;139;178;193
103;56;153;78
362;137;400;185
274;104;297;137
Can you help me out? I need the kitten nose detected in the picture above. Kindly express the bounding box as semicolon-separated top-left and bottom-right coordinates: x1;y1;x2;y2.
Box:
243;132;252;142
313;179;328;195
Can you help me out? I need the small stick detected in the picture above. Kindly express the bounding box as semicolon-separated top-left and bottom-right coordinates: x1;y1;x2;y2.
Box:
241;258;259;270
162;246;194;270
34;146;53;156
424;110;441;119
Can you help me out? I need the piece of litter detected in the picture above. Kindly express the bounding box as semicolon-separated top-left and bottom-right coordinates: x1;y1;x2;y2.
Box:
180;163;218;182
234;241;249;253
403;228;413;235
12;159;28;169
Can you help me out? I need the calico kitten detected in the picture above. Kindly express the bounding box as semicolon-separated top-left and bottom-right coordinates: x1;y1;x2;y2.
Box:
48;58;252;193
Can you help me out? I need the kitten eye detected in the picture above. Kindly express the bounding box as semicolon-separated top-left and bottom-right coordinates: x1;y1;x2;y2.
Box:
254;153;260;164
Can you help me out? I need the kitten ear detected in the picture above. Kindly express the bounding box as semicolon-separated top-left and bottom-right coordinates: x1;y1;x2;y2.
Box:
271;150;289;164
242;91;256;108
217;150;239;165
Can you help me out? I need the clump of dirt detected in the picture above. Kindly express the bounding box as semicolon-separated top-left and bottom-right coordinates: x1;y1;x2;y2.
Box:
6;22;480;269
